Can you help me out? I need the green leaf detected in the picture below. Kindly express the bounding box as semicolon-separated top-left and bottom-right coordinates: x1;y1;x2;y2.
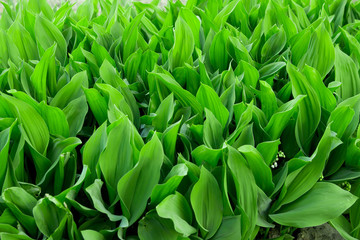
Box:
169;16;194;70
81;230;105;240
38;102;69;137
3;187;37;237
138;211;180;240
302;65;336;112
122;12;145;61
83;88;108;125
33;195;68;238
30;44;56;102
277;126;342;207
287;62;321;152
35;15;67;64
238;145;274;195
264;95;305;140
235;60;259;88
192;145;222;167
211;216;242;240
149;72;202;115
270;182;357;228
162;119;182;163
50;71;88;109
99;117;134;201
117;134;164;225
203;109;224;149
259;62;286;80
150;164;188;206
63;96;88;136
259;80;278;120
334;45;360;99
261;27;286;62
197;84;229;130
153;93;174;132
1;94;49;154
156;192;196;237
256;139;281;166
209;28;230;72
8;21;38;62
227;146;257;240
190;167;223;239
299;23;335;78
85;179;126;222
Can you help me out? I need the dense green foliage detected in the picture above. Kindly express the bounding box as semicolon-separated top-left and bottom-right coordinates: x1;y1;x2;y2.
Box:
0;0;360;239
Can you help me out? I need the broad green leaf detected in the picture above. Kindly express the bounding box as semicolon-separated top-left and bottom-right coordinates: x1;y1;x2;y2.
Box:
0;120;16;189
99;60;140;127
63;96;88;136
264;95;305;140
8;21;38;62
236;60;259;88
30;44;57;102
138;211;180;240
334;45;360;99
150;164;188;206
203;109;224;149
169;16;194;70
96;83;134;123
153;93;174;132
81;230;105;240
149;72;202;115
35;15;67;64
192;145;222;167
1;94;49;154
33;195;68;238
302;65;336;112
117;134;164;225
190;167;223;239
85;179;126;222
211;216;242;240
209;29;230;72
83;123;107;177
261;27;286;62
299;23;335;78
51;71;88;109
156;192;196;237
99;117;134;201
270;182;357;228
83;88;108;125
238;145;274;195
162;119;182;163
259;80;278;120
122;12;145;61
277;126;342;207
259;62;286;80
287;63;321;152
3;187;37;223
330;215;358;240
227;146;257;240
256;139;281;166
196;84;229;130
38;102;69;137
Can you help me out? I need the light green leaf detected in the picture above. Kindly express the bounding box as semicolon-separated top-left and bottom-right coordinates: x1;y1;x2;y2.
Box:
190;167;223;239
117;134;164;225
270;182;357;228
156;192;196;237
287;62;321;152
35;15;67;64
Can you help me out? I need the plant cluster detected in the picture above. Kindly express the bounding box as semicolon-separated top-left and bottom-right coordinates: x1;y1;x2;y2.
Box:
0;0;360;239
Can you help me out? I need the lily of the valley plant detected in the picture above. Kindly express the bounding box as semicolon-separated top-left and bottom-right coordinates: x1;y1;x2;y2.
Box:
0;0;359;239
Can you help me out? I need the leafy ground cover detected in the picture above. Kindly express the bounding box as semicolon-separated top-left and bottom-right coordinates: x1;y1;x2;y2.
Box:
0;0;360;239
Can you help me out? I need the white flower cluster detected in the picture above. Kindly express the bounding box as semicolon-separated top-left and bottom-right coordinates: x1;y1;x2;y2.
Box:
271;150;286;169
